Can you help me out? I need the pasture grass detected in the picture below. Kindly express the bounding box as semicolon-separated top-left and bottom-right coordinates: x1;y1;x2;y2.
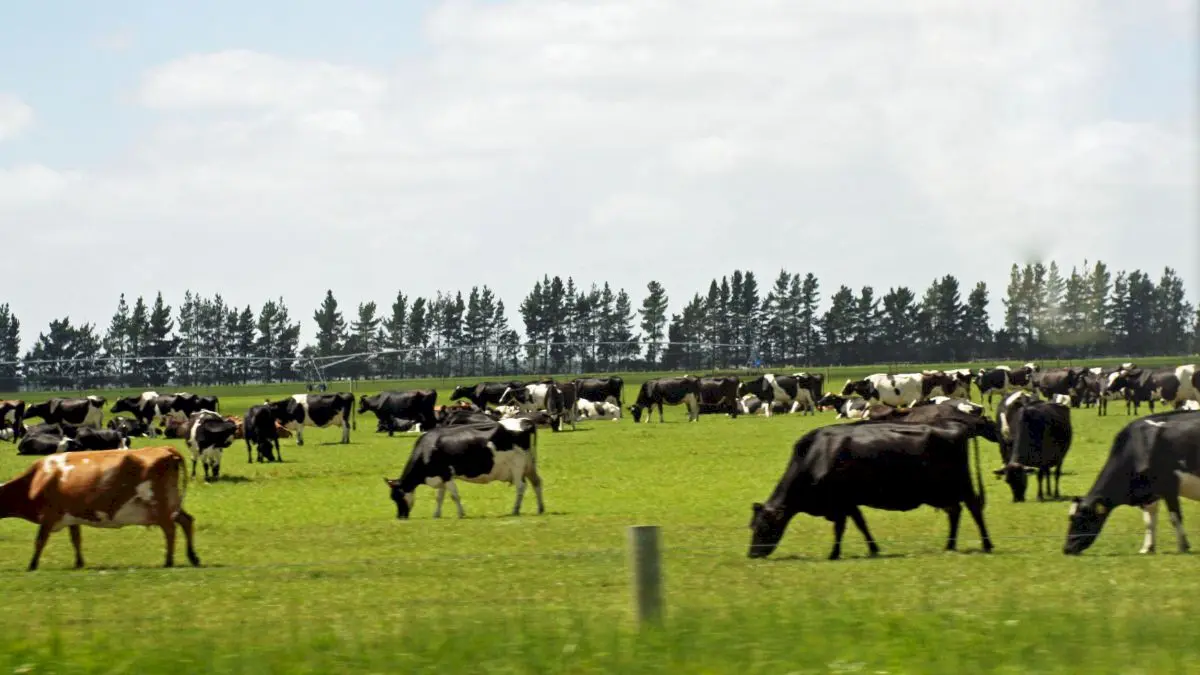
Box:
0;357;1198;673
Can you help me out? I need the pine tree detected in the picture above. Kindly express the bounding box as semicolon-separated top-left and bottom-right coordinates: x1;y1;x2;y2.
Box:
231;306;255;383
348;301;381;378
313;291;348;365
612;289;637;367
145;292;176;387
1059;267;1089;355
127;296;150;385
962;282;993;360
1086;260;1112;350
879;287;917;363
0;304;20;384
762;270;791;363
639;281;669;365
1154;267;1193;356
103;294;131;380
820;286;856;365
852;287;879;365
797;273;820;365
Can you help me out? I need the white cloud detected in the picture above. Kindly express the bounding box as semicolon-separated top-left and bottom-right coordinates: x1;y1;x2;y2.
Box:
2;0;1198;346
0;94;33;142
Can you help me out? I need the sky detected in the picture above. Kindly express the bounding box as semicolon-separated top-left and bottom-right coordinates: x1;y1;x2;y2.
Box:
1;0;1197;348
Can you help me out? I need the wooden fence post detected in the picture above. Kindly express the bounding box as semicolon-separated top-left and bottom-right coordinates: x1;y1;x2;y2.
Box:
628;525;664;627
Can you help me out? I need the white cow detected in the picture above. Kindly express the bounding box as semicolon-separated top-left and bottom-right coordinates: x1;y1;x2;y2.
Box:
841;373;930;407
575;398;620;421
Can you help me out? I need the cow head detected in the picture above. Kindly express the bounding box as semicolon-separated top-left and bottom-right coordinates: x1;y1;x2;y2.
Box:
993;463;1038;502
628;404;645;423
357;394;378;415
267;398;300;424
747;502;793;559
840;379;876;400
449;385;472;402
815;393;844;410
737;377;764;398
384;477;416;519
1064;497;1113;555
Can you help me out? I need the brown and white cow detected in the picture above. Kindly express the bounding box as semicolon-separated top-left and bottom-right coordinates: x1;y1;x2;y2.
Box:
0;446;200;571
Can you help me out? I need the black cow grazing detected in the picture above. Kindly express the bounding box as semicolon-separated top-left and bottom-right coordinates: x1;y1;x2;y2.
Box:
17;434;82;455
995;390;1038;463
107;416;149;438
0;400;25;440
384;418;544;519
244;404;282;463
697;377;741;418
544;381;578;432
23;396;107;429
268;393;353;445
976;364;1039;405
1032;367;1082;401
1065;410;1200;556
184;411;239;481
994;400;1072;502
738;374;819;416
747;418;992;560
814;393;870;420
74;427;129;451
449;381;524;409
572;377;625;415
629;377;701;423
358;390;438;437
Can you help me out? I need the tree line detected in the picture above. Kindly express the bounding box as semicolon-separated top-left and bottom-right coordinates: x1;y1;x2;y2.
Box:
2;260;1197;389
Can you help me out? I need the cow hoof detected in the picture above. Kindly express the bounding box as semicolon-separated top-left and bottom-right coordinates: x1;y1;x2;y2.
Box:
188;554;201;566
1138;547;1155;555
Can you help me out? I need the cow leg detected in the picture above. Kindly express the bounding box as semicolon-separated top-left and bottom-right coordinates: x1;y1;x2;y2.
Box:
341;419;350;444
512;472;528;516
445;480;467;518
1053;464;1063;500
1037;469;1047;502
658;402;665;424
944;503;962;552
68;525;84;569
295;425;305;446
526;465;546;515
246;438;253;464
174;510;201;566
1165;496;1191;554
162;514;178;567
274;438;282;463
28;517;58;571
963;495;994;553
191;457;198;478
1139;501;1159;554
433;484;446;518
848;507;880;557
828;514;847;561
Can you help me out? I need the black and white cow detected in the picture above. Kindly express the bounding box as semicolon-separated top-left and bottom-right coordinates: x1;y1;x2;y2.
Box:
814;393;870;420
1064;409;1200;555
17;433;82;455
1032;367;1083;402
1114;365;1200;414
840;372;955;408
575;398;622;420
109;391;182;433
995;390;1038;465
994;400;1072;503
244;404;281;463
544;381;579;432
738;395;792;416
107;416;150;438
697;377;741;418
384;418;543;519
74;427;129;451
23;396;106;429
171;392;220;416
629;377;701;423
915;396;986;417
358;390;438;437
747;418;993;560
572;377;625;415
449;381;525;409
268;393;353;445
942;369;976;400
738;374;820;417
500;381;578;432
976;364;1039;405
184;411;240;481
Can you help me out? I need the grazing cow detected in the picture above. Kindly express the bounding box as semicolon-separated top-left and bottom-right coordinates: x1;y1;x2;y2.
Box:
572;377;625;415
244;404;282;463
841;372;954;408
697;376;741;418
23;396;107;429
995;390;1038;463
384;418;543;519
814;393;870;420
107;416;149;438
629;377;701;423
576;398;621;421
18;434;82;455
0;400;26;440
449;381;525;409
544;381;579;432
738;374;822;417
74;427;129;451
183;412;239;481
1064;410;1200;555
1115;366;1200;414
994;400;1072;502
1033;367;1083;401
976;364;1039;405
0;446;200;570
358;390;438;437
268;393;353;445
747;418;992;560
1077;367;1128;416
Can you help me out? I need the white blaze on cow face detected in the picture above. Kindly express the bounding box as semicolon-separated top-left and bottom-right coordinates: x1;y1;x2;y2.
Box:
1052;394;1072;406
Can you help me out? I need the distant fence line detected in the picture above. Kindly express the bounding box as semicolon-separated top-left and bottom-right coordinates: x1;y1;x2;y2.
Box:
0;339;1167;393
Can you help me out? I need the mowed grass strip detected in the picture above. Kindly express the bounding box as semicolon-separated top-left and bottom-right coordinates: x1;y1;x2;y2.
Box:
0;361;1197;673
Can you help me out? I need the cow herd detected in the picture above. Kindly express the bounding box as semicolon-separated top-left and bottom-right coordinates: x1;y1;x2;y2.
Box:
2;361;1200;571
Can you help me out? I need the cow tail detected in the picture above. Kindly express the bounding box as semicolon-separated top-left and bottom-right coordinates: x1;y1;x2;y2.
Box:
350;394;357;431
973;437;985;509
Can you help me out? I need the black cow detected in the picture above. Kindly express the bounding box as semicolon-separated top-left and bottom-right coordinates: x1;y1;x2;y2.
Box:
0;400;25;440
110;392;173;433
107;416;149;438
17;433;82;455
629;377;701;423
994;400;1072;502
74;427;129;451
23;396;107;429
572;377;625;415
1032;367;1082;400
1065;409;1200;555
244;404;282;463
1115;367;1199;414
167;392;219;416
738;374;819;416
697;377;741;418
384;418;544;519
747;419;992;560
21;423;63;438
184;411;239;481
995;390;1038;464
544;381;578;432
976;364;1038;405
449;381;524;409
358;390;438;437
268;393;353;445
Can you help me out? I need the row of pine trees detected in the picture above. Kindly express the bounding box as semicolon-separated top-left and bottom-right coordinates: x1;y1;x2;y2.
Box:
0;261;1197;389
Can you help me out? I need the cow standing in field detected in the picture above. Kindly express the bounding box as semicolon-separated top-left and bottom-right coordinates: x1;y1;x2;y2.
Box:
358;390;438;437
450;381;525;410
1032;367;1083;402
268;393;353;445
573;377;625;416
384;418;543;519
0;400;25;441
23;396;107;430
1115;365;1200;414
995;400;1073;502
841;372;955;408
976;364;1039;405
1064;410;1200;556
747;417;993;560
995;390;1038;464
110;392;173;434
629;377;701;423
544;381;579;432
244;404;281;463
0;446;200;570
738;374;821;417
184;411;239;481
697;376;741;418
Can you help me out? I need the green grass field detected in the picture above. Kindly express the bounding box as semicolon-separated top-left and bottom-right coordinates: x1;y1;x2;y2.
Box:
1;356;1198;674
